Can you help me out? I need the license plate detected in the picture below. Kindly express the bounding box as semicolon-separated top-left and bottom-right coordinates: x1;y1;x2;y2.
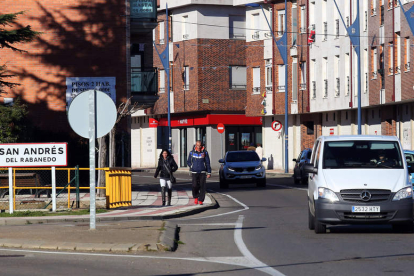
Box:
352;206;380;213
240;176;251;179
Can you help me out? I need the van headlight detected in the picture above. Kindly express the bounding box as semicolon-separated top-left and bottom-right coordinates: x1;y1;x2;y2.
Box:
392;187;413;201
318;187;339;202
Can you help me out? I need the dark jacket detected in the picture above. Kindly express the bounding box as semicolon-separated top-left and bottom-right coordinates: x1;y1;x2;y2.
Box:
154;156;178;179
187;146;211;174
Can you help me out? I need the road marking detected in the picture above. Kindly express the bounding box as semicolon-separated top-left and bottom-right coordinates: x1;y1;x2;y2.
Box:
0;215;285;276
267;184;307;191
175;190;249;220
136;175;215;182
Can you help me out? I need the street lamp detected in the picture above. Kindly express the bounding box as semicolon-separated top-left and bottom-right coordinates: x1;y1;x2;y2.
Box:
246;1;289;173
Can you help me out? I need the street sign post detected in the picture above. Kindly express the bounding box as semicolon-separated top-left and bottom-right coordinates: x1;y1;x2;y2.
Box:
68;90;116;230
217;123;225;158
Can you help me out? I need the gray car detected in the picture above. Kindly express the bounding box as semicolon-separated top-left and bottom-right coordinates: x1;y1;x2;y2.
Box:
219;151;266;189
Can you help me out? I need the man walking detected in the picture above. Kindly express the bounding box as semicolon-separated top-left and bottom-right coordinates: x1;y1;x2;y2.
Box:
187;140;211;205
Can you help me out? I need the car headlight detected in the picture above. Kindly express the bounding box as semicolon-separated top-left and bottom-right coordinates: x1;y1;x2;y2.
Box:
255;165;262;170
228;167;235;172
392;187;413;201
318;187;339;202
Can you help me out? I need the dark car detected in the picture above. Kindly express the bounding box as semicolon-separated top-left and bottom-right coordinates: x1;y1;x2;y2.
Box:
219;151;267;189
293;148;312;184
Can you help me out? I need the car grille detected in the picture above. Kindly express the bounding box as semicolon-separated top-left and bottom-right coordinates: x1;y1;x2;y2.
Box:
340;189;391;202
231;167;255;173
341;212;391;220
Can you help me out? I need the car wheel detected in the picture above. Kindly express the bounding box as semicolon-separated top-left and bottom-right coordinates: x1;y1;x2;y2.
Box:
219;176;229;189
314;209;326;234
392;223;414;233
256;178;266;188
308;206;315;230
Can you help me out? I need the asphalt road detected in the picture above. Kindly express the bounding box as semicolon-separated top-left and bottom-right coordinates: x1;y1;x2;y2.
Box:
1;172;414;275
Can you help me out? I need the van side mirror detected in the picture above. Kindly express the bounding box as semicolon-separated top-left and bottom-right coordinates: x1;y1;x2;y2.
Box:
219;159;225;163
304;163;318;174
261;157;267;162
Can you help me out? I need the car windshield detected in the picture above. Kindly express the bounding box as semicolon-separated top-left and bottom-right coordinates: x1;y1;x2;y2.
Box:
226;151;260;162
323;141;403;169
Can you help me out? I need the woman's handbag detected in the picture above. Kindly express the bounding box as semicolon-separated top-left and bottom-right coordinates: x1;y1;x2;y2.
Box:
163;161;176;184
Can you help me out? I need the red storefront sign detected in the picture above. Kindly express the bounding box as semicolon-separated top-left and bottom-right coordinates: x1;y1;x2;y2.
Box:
149;118;159;128
158;115;262;127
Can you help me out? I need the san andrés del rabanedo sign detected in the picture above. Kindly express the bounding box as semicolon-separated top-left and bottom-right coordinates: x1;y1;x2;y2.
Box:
0;143;68;167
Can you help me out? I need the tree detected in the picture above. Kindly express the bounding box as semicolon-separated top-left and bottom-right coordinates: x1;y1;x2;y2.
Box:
0;98;28;143
0;11;40;94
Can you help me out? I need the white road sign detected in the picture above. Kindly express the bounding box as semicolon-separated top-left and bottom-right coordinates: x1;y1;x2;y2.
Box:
0;143;68;167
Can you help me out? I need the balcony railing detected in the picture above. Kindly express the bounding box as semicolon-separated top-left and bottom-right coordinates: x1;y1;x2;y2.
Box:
183;34;189;40
264;32;272;38
335;19;339;39
405;62;411;71
131;68;158;94
252;31;260;40
389;67;394;74
312;81;316;98
266;86;273;92
300;83;307;90
347;76;350;95
230;84;247;90
278;85;285;91
372;71;377;79
183;84;189;90
324;79;328;98
323;22;328;41
395;66;400;74
335;78;340;97
159;38;165;44
253;87;260;93
372;7;377;16
231;33;246;40
300;27;307;34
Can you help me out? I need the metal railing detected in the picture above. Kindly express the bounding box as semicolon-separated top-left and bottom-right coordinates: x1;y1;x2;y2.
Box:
266;86;273;92
300;83;307;90
230;84;247;90
395;66;401;74
231;33;246;40
0;167;131;211
323;22;328;41
335;78;340;97
347;76;350;95
312;81;316;98
372;71;377;79
131;68;158;94
335;19;339;39
160;38;165;44
253;87;260;93
183;84;189;90
372;7;377;16
183;34;189;40
252;31;260;40
405;62;411;71
264;32;272;38
324;79;328;98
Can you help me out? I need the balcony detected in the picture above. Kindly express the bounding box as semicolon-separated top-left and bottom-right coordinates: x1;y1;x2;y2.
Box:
131;68;159;108
130;0;157;34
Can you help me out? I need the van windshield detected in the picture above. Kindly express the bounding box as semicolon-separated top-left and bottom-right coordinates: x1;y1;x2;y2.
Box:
323;141;403;169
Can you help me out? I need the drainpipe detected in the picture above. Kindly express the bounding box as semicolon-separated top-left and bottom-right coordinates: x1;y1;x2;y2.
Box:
392;3;395;102
306;0;310;112
349;0;353;108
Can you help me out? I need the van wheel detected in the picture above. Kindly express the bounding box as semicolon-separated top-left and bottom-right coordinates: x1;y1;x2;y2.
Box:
314;211;326;234
308;206;315;230
392;223;414;233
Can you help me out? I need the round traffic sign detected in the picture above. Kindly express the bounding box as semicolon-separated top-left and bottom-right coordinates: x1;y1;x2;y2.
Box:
68;90;117;139
271;120;282;132
217;123;225;134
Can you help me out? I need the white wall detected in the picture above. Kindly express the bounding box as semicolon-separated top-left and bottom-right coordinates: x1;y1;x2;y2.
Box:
160;0;233;10
130;116;158;168
245;6;272;42
309;0;369;113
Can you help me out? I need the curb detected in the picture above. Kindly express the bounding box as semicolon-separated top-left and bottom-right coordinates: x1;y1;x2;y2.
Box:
159;221;179;251
0;193;219;226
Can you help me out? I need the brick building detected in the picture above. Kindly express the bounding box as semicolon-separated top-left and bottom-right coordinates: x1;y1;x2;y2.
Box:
1;0;158;166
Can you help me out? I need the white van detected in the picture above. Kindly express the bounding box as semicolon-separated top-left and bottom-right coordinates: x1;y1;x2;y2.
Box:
305;135;413;234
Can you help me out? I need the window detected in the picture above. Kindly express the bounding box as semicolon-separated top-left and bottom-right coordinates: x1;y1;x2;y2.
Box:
405;37;411;71
396;32;401;74
334;55;340;96
372;48;378;79
292;3;298;45
389;42;394;75
229;66;247;89
253;67;260;93
372;0;377;15
183;66;189;90
292;60;298;101
278;65;286;92
300;6;306;33
252;13;260;40
345;53;350;96
159;21;165;44
265;60;272;91
300;62;306;90
229;15;246;40
380;1;384;25
323;57;328;98
182;16;188;40
159;69;165;92
278;10;285;36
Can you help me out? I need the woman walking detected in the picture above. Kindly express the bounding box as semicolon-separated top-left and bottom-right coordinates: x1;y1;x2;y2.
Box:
154;149;178;206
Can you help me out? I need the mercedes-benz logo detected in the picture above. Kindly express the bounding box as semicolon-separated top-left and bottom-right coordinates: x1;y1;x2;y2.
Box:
360;190;372;202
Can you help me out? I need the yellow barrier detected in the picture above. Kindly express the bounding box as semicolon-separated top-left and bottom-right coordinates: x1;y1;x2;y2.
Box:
0;167;132;210
104;168;132;209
